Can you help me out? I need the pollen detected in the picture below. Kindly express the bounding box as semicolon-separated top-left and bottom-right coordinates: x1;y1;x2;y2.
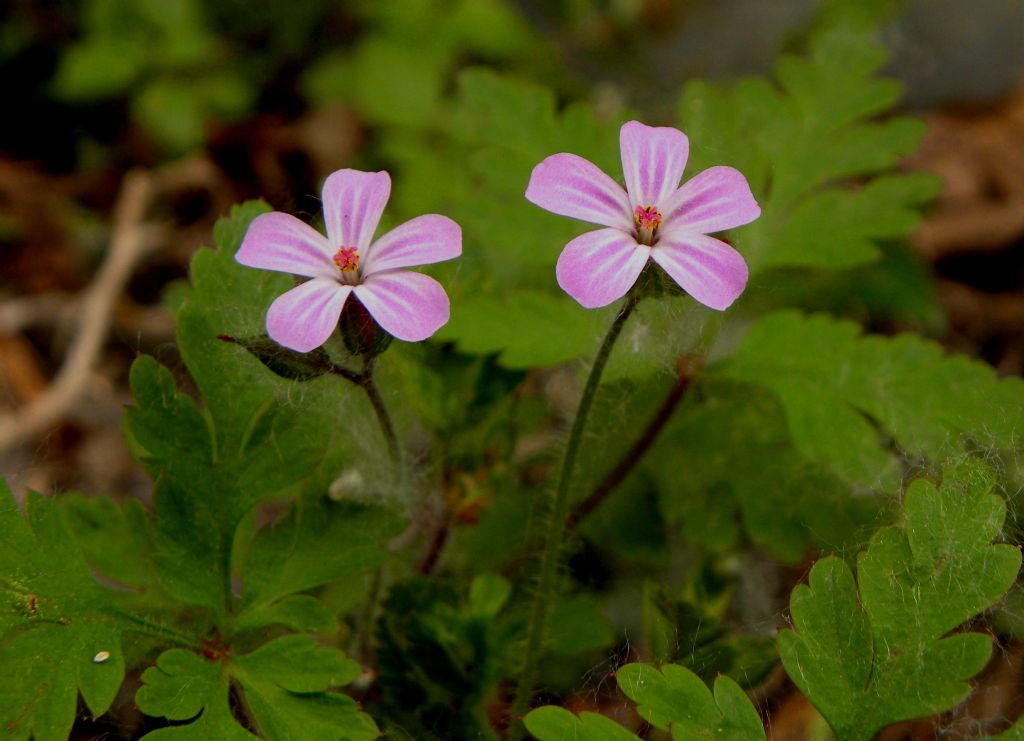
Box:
634;205;662;231
634;205;663;245
332;246;360;273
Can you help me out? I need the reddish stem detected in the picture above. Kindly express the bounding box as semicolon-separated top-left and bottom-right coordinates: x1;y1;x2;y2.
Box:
566;356;698;530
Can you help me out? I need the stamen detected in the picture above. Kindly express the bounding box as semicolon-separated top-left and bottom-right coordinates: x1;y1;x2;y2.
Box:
634;205;663;245
333;246;360;274
634;205;662;230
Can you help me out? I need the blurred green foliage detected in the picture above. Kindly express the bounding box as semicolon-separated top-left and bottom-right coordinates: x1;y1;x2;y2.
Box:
3;1;1023;739
52;0;253;153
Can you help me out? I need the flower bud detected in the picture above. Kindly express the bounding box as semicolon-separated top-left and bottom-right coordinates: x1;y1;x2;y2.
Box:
338;298;393;358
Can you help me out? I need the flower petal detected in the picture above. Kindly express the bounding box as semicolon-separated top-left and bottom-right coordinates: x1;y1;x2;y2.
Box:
353;271;450;342
661;166;761;234
619;120;689;209
651;233;748;311
556;228;650;309
266;278;351;352
525;154;633;230
236;212;334;278
363;214;462;275
321;169;391;251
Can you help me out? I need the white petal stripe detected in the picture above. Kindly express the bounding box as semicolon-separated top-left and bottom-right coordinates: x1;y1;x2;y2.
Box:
235;212;335;279
525;154;633;230
556;228;650;309
354;271;450;342
651;233;748;311
363;214;462;276
620;120;689;209
321;169;392;251
266;278;351;353
661;166;760;234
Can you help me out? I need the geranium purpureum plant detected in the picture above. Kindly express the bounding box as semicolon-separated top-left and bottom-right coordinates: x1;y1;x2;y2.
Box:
509;120;760;740
3;5;1024;741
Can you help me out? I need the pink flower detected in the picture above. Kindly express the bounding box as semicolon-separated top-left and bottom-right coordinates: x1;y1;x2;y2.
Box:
526;121;760;310
236;169;461;352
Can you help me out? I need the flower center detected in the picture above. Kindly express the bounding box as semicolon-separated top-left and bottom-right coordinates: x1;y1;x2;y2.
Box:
332;246;361;282
634;205;662;245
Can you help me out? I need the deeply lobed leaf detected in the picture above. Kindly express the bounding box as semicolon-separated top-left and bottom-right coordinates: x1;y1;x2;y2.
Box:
0;486;126;741
524;662;765;741
714;311;1024;490
136;636;377;740
778;462;1021;741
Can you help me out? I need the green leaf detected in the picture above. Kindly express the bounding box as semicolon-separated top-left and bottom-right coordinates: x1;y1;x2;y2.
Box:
235;498;404;625
388;344;528;461
123;357;224;612
524;706;638;741
57;492;158;592
180;200;379;472
763;172;938;271
231;634;362;692
231;594;336;634
653;382;877;562
376;575;513;739
138;637;376;740
132;78;208;154
679;21;939;278
345;37;448;126
547;596;614;658
778;462;1021;741
438;290;605;368
745;242;946;334
617;663;766;741
301;0;543;124
0;487;125;741
524;663;765;741
136;649;254;741
713;311;1024;490
51;39;147;99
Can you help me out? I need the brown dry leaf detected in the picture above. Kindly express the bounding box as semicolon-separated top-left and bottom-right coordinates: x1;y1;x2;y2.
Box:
908;78;1024;261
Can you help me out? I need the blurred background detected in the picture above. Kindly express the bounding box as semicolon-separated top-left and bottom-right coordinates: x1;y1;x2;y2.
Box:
1;0;1022;557
2;2;1024;739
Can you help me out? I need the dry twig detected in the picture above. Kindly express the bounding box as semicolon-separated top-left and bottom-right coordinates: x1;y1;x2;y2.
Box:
0;171;155;452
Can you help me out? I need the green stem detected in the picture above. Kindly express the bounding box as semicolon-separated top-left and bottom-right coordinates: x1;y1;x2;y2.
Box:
508;293;640;738
346;357;399;665
360;357;400;463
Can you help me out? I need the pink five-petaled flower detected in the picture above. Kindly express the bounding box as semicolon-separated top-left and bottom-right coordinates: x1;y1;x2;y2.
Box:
236;169;461;352
526;120;760;310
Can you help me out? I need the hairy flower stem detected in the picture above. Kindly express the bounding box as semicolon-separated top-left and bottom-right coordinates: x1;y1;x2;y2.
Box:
333;355;400;665
330;357;400;462
509;292;640;739
359;357;400;463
